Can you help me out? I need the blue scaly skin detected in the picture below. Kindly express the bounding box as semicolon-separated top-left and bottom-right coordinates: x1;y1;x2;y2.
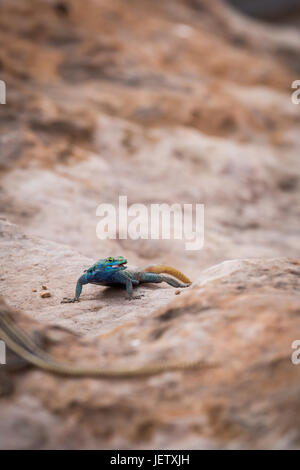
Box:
61;256;192;303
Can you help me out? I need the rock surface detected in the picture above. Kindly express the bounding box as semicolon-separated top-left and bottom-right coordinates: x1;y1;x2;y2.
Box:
0;0;300;449
0;219;189;336
0;254;300;449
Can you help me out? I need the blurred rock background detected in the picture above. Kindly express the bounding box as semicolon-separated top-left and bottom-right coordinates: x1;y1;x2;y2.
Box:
0;0;300;449
227;0;300;23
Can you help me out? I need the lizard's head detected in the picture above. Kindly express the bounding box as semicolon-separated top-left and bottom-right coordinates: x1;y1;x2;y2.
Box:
103;256;127;271
85;256;127;275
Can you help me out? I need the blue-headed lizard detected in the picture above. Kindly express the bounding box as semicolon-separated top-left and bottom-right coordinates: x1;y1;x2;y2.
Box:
61;256;192;303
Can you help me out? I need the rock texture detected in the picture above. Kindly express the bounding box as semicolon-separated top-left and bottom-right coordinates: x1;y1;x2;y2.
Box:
0;219;188;336
0;0;300;449
1;254;300;449
227;0;300;23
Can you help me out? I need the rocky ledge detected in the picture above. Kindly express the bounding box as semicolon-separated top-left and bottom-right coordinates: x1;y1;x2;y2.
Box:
0;219;299;449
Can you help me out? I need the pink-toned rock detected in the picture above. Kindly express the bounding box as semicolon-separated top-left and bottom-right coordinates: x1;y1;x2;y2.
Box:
0;0;299;450
0;257;300;449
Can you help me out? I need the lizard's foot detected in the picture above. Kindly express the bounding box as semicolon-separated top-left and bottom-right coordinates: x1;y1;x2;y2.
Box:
61;297;79;304
126;294;144;301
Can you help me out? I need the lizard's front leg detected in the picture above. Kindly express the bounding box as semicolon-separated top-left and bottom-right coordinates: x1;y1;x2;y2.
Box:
116;272;143;300
125;278;144;300
61;275;87;303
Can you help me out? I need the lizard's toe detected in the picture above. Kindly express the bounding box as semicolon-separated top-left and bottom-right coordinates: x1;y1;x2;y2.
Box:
61;297;78;304
127;294;144;300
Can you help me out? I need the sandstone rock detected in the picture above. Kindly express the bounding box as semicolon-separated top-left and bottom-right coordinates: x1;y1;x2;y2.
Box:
0;257;300;449
0;0;299;450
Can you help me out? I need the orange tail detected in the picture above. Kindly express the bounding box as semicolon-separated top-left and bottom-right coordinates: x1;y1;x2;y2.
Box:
144;265;192;284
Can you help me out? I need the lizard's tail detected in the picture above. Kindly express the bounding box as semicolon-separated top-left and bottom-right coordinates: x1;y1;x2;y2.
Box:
143;265;192;284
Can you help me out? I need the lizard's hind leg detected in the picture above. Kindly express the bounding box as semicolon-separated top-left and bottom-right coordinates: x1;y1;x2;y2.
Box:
139;272;190;288
161;275;190;288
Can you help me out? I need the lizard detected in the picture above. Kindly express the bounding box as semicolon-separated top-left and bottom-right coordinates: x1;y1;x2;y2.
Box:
0;303;211;378
61;256;192;303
